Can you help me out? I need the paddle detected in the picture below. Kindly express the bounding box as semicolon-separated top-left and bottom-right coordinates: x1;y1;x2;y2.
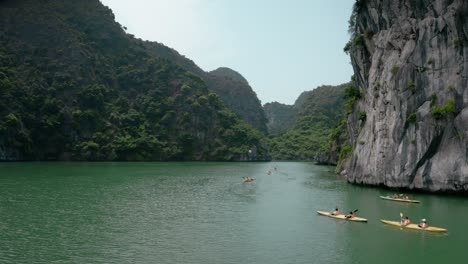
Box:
400;212;404;226
345;209;358;219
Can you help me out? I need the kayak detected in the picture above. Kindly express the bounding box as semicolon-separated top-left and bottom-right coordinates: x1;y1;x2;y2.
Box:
243;179;254;182
317;211;368;222
379;196;420;203
380;220;448;232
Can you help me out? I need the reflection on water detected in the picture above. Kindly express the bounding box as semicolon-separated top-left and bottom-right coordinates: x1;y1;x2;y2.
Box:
0;162;466;264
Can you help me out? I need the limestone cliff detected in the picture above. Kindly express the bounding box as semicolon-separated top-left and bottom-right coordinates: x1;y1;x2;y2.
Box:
342;0;468;192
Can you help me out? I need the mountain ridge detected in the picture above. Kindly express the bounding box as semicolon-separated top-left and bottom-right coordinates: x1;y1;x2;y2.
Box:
0;0;269;161
140;39;267;132
265;83;348;160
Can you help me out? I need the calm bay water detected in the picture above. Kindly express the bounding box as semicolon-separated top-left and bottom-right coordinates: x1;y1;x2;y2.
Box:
0;162;467;263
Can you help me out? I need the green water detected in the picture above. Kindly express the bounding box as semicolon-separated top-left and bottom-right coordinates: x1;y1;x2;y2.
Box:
0;162;467;263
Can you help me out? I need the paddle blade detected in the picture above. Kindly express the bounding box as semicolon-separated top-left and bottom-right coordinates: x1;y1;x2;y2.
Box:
354;209;359;213
400;212;403;218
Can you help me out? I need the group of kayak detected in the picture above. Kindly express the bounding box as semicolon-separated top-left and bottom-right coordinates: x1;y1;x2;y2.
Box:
317;194;448;232
243;166;279;182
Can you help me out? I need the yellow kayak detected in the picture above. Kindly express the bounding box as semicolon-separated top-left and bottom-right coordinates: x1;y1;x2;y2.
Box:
379;196;420;203
380;220;448;232
317;211;368;222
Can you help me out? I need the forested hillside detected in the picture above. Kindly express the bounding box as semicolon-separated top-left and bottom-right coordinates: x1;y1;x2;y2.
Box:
206;68;268;133
266;84;348;161
142;44;268;133
0;0;268;161
263;102;296;135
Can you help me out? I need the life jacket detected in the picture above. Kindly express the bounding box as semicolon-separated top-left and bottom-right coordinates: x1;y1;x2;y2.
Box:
404;219;411;225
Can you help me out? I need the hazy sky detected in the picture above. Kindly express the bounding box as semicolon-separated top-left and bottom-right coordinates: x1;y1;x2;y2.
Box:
100;0;354;105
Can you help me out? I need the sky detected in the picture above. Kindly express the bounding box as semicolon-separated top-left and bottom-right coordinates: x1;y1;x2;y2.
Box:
100;0;354;105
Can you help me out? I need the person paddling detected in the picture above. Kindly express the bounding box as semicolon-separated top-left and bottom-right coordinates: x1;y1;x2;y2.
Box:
401;216;411;226
330;207;340;216
418;219;428;228
345;211;355;219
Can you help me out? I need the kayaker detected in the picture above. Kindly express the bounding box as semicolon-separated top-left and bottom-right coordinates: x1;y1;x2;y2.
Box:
404;195;410;200
345;211;355;219
331;207;340;216
418;219;428;228
401;216;411;226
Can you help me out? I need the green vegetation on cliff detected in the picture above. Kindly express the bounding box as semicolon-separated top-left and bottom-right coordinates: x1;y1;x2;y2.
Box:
263;102;297;135
140;41;269;133
0;0;267;161
267;84;348;161
206;68;268;133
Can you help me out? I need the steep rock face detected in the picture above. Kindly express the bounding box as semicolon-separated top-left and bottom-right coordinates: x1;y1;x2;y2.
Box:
344;0;468;192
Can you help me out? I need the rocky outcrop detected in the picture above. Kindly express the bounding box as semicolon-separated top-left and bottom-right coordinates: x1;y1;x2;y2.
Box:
343;0;468;192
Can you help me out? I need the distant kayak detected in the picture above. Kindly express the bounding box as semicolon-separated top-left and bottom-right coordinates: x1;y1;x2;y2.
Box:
379;196;420;203
317;211;368;222
243;178;254;182
380;220;447;232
